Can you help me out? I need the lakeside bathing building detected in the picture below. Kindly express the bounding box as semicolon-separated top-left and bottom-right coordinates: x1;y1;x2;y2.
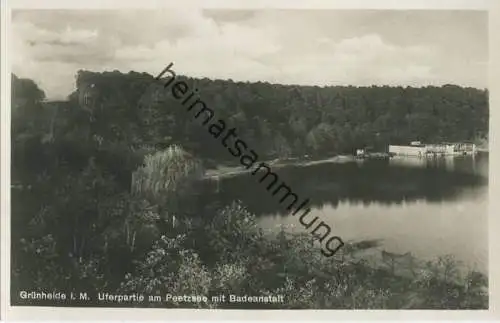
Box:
388;141;477;158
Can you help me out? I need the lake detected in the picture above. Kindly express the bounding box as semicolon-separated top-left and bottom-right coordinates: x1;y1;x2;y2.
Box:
204;153;488;273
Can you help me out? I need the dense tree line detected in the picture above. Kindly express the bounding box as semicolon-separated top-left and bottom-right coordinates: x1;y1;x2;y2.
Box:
66;70;489;163
10;72;488;309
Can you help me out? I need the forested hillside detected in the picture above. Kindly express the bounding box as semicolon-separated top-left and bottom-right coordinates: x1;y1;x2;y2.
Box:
71;70;489;163
10;72;488;309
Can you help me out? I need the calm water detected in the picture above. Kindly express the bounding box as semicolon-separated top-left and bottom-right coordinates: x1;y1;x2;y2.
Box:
205;154;488;272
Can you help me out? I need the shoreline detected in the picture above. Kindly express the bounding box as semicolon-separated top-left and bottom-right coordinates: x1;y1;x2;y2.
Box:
203;150;489;180
203;155;356;180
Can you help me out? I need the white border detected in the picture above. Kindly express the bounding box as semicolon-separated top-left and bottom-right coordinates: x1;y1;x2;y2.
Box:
0;0;493;10
1;0;499;321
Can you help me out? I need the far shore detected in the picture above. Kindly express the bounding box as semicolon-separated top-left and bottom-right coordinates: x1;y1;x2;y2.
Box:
203;155;356;180
203;149;488;180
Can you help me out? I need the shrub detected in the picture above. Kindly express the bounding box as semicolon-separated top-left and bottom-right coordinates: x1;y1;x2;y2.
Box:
131;145;203;205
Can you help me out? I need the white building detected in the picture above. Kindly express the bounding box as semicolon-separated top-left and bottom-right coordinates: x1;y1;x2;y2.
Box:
389;144;426;157
389;142;477;157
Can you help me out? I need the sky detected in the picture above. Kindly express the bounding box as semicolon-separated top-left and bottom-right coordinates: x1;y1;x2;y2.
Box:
11;9;488;100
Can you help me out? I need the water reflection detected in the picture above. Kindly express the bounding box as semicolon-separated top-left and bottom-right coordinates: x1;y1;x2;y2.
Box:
388;154;486;177
201;154;488;270
204;154;488;217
